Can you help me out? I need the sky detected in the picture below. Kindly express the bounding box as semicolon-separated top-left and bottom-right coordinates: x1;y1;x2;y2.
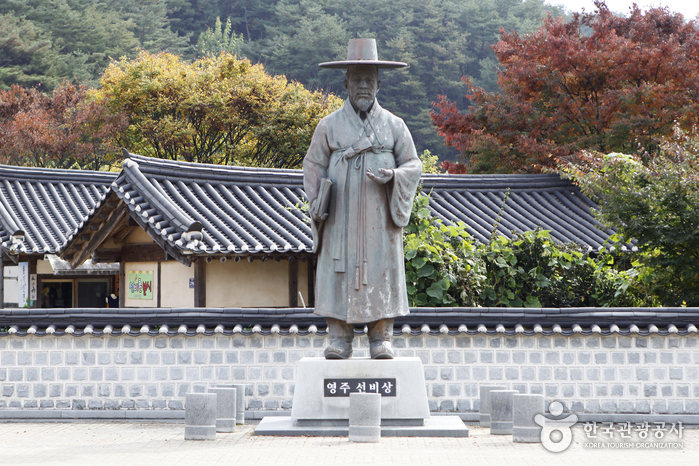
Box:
545;0;699;20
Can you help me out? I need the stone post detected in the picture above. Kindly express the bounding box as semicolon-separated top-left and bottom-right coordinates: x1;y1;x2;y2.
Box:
490;389;518;435
185;393;217;440
233;383;246;424
479;385;507;427
348;392;381;443
513;394;544;443
208;387;236;432
216;384;246;424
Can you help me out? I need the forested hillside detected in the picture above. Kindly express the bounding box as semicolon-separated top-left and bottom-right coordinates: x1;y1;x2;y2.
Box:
0;0;565;158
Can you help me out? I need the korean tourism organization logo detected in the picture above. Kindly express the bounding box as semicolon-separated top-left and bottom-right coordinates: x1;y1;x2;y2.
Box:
581;420;684;450
535;401;577;452
534;402;684;452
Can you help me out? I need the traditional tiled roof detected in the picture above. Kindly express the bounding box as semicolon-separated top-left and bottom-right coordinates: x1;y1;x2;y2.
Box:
0;307;696;337
2;153;610;267
0;164;116;256
115;153;312;255
61;153;610;267
421;174;611;248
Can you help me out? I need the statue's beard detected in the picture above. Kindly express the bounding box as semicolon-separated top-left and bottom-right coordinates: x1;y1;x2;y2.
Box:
352;95;374;112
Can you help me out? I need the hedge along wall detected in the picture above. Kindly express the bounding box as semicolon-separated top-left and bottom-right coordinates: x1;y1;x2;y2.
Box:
0;307;698;418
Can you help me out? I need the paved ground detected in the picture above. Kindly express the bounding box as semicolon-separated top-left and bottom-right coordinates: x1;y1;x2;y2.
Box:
0;422;695;466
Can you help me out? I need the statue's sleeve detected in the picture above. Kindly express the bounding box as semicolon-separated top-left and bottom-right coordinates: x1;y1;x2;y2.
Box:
389;119;422;227
303;118;332;253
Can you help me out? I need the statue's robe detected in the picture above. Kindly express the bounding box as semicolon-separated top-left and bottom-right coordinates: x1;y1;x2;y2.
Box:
303;99;422;324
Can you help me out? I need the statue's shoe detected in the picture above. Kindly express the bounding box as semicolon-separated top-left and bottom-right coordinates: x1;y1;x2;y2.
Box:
370;341;394;359
324;340;353;359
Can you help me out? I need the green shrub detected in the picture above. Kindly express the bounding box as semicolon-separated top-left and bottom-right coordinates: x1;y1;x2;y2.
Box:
403;193;486;307
404;191;643;307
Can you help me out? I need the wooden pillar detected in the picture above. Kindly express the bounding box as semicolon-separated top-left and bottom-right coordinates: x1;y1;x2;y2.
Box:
307;256;315;307
194;258;206;308
288;257;298;307
35;276;43;309
118;260;125;308
0;250;4;308
157;261;162;307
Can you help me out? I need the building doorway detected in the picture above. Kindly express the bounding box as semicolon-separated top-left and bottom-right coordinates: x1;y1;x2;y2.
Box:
41;280;74;307
41;278;112;308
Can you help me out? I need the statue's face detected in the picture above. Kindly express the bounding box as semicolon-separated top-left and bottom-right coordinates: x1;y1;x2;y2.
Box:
344;65;380;112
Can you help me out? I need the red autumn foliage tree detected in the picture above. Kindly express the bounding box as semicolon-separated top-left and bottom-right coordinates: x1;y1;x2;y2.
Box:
0;83;127;171
431;1;699;173
439;160;468;174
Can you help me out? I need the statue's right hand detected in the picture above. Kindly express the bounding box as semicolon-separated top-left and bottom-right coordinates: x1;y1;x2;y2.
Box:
310;199;328;222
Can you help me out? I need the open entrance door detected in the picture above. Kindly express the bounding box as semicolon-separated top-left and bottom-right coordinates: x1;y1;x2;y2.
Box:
77;279;110;308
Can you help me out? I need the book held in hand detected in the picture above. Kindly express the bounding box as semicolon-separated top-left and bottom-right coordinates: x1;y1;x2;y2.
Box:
312;178;332;221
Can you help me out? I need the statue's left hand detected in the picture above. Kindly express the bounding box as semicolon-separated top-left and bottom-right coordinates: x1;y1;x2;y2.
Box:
366;168;394;185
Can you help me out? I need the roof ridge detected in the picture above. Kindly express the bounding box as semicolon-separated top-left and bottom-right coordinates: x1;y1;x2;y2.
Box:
126;152;304;176
120;159;202;234
0;164;118;183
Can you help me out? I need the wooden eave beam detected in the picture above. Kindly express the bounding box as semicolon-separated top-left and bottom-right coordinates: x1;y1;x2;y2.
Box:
91;248;121;263
70;205;128;269
109;216;132;245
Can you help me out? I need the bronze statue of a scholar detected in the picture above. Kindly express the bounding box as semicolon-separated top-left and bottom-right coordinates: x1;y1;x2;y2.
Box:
303;39;422;360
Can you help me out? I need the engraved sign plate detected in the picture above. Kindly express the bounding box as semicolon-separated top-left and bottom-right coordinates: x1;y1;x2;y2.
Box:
324;378;396;397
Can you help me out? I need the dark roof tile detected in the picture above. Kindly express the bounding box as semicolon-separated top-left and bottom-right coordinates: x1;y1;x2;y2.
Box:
0;164;116;255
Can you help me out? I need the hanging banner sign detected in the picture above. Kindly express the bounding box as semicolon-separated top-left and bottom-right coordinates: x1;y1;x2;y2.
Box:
18;262;29;307
29;274;37;301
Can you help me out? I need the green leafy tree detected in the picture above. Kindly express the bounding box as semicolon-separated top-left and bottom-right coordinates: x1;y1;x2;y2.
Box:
0;0;189;88
13;1;140;87
101;0;191;54
0;14;55;89
559;130;699;306
194;17;243;58
253;0;349;91
95;50;342;167
238;0;562;159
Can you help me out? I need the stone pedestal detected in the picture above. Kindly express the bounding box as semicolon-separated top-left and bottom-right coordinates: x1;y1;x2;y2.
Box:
291;357;429;426
184;393;217;440
208;387;236;432
349;392;381;443
490;390;518;435
513;394;544;443
255;357;468;437
479;385;506;427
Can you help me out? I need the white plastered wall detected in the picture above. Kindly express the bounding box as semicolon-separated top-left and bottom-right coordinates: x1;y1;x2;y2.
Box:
206;259;290;307
36;260;53;274
123;228;154;244
160;261;194;308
